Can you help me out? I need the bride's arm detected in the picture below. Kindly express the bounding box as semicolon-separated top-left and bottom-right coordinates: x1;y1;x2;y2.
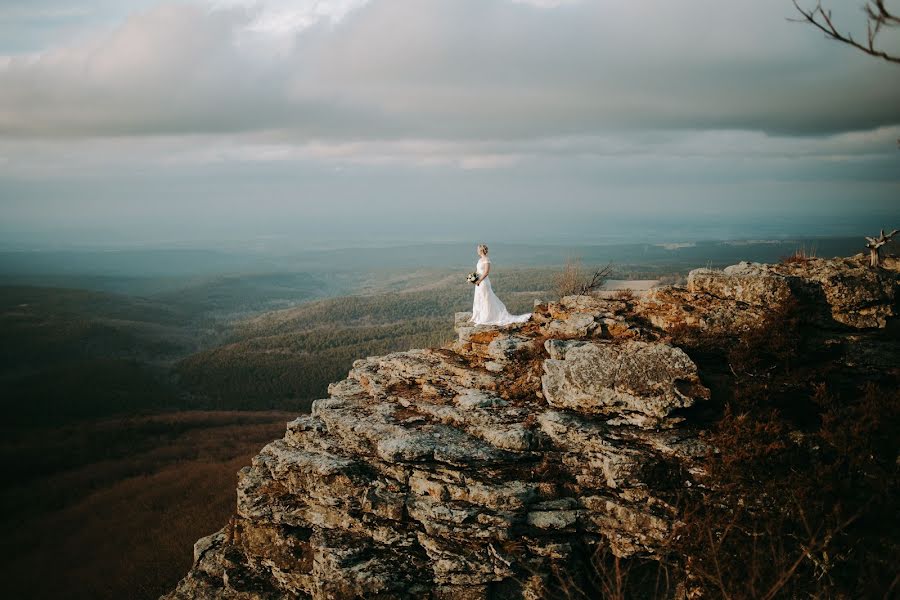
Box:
477;261;490;285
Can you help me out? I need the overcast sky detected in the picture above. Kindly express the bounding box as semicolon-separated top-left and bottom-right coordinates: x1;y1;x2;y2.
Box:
0;0;898;249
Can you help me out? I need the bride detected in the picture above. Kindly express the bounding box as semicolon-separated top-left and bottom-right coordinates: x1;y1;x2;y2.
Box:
469;244;532;326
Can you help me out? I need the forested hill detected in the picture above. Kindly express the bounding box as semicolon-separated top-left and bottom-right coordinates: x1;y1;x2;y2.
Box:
174;268;552;411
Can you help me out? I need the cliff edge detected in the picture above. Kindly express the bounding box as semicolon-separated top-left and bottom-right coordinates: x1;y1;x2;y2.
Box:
162;253;898;599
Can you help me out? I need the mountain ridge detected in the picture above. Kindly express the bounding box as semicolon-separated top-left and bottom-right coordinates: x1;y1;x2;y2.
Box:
163;252;899;599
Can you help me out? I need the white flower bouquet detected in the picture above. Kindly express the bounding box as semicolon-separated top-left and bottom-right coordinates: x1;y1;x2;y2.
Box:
466;272;479;284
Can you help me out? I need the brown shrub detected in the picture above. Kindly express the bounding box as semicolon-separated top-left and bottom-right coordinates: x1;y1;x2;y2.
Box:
638;290;899;598
552;258;613;299
780;245;817;265
672;381;899;599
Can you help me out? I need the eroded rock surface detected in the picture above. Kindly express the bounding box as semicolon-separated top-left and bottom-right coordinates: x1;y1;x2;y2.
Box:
164;256;896;600
541;340;708;428
637;254;899;333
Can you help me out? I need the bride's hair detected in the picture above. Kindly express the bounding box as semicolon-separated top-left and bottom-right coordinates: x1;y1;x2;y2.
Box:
477;244;489;256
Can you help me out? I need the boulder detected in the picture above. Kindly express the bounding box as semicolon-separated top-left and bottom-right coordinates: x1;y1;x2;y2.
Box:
541;339;709;428
688;262;793;307
639;256;898;334
771;255;897;329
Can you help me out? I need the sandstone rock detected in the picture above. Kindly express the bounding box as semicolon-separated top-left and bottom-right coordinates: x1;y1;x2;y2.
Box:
486;335;533;363
452;312;531;355
688;262;793;307
559;295;613;312
642;256;899;335
635;261;789;336
579;495;672;557
527;509;579;530
770;255;897;329
538;410;662;489
541;339;709;428
636;286;771;334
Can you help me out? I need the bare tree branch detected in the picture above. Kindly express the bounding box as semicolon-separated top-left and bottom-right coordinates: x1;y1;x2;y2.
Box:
552;258;614;298
578;262;614;296
791;0;900;64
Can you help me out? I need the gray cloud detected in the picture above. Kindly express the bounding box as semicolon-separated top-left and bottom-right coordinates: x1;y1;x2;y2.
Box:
1;0;898;142
0;0;897;249
3;126;899;177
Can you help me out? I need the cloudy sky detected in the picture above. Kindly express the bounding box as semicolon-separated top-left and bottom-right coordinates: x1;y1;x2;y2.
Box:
0;0;898;248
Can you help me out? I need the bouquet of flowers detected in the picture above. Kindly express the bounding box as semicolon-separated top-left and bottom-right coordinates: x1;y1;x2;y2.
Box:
466;272;479;284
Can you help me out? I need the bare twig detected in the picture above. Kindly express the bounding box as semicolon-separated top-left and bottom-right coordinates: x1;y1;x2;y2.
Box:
553;258;614;298
579;262;614;295
791;0;900;64
708;527;732;600
760;511;861;600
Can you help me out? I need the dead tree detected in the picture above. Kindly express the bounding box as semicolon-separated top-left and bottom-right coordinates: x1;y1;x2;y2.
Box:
865;228;898;267
791;1;900;64
554;258;614;298
579;262;614;295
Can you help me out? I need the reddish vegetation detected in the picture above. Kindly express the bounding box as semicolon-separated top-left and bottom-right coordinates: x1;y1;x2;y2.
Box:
662;301;898;598
780;246;817;265
673;384;899;598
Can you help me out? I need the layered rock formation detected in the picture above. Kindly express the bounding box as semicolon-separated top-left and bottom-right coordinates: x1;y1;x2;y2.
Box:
163;254;898;600
638;254;898;333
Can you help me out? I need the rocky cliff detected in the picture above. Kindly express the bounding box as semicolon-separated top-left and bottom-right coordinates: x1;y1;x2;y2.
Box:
163;254;898;600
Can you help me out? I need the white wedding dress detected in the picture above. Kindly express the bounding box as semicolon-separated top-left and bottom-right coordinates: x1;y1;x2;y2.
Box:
470;257;532;326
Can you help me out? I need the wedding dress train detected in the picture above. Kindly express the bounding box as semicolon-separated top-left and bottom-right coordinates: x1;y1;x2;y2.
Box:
470;257;532;326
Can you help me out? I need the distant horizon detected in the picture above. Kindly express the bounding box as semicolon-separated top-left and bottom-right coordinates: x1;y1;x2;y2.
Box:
1;1;898;253
2;204;897;253
0;233;889;283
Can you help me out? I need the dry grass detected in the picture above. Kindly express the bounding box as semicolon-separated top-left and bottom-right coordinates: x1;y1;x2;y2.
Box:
780;245;817;264
613;288;635;301
671;381;899;599
666;303;898;599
